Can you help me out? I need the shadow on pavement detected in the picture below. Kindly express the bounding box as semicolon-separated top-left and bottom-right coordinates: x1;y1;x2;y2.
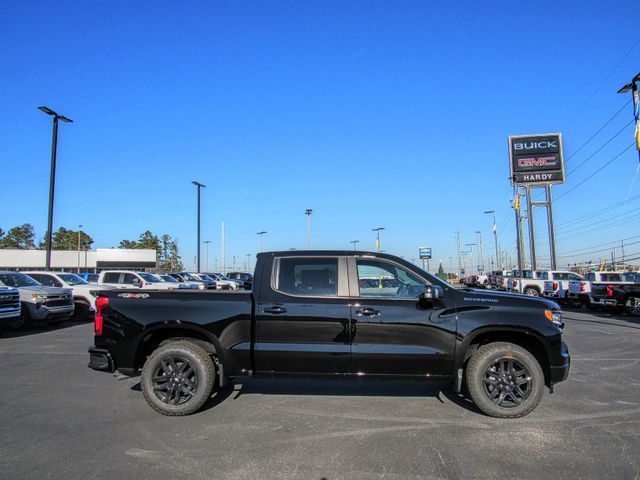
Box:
0;319;92;339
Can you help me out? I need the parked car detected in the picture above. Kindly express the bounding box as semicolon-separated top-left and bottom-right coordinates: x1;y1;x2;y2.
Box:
155;274;205;290
98;271;179;290
0;286;21;332
0;271;74;328
171;272;225;290
542;271;584;305
590;274;640;316
568;272;632;309
211;273;242;290
89;250;569;419
23;271;110;320
226;272;253;290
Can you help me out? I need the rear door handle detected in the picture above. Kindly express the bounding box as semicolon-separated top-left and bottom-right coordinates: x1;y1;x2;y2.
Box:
264;306;287;314
355;308;380;317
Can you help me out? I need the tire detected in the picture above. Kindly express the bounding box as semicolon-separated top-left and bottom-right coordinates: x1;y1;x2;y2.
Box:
141;341;216;416
73;302;91;321
11;306;31;330
466;342;545;418
625;296;640;317
523;288;539;297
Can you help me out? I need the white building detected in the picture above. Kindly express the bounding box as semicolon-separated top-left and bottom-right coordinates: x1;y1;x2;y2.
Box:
0;248;157;271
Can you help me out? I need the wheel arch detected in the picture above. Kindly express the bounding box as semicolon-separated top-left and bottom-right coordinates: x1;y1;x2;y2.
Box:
458;328;551;386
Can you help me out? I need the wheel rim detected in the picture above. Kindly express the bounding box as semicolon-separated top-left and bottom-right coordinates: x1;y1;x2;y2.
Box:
151;356;198;405
627;297;640;315
482;357;532;408
525;289;537;296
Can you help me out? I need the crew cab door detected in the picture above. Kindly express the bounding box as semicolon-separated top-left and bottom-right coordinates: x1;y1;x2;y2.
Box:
255;256;351;374
347;257;456;377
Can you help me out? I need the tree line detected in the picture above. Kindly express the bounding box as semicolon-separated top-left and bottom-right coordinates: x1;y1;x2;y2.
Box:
0;224;183;270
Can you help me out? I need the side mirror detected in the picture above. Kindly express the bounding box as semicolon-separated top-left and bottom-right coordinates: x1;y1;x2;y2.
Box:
420;285;444;304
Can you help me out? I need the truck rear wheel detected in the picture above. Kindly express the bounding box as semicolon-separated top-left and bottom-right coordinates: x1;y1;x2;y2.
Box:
523;288;539;297
466;342;544;418
141;341;216;416
625;296;640;317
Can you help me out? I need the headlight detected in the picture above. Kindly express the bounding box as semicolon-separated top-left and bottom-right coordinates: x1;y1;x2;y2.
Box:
545;309;563;328
198;284;206;290
31;293;47;303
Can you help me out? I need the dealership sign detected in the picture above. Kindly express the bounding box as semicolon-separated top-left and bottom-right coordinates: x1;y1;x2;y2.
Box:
419;247;432;259
508;133;565;185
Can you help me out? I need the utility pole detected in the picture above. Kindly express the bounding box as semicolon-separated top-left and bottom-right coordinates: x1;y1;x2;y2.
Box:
617;72;640;164
246;253;252;273
204;240;211;272
192;180;206;273
621;239;625;268
221;223;225;275
448;256;454;275
257;231;267;252
484;210;500;270
456;230;461;277
305;209;313;249
77;224;83;273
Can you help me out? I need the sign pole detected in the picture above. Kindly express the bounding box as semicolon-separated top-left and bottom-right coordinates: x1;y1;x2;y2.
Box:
514;195;524;272
546;185;557;269
526;185;536;270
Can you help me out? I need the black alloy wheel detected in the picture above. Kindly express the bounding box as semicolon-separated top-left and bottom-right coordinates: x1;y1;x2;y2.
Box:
466;342;544;418
482;358;532;408
625;296;640;317
141;341;216;416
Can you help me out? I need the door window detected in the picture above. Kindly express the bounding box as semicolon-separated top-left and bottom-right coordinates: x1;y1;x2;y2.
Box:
275;257;339;297
34;275;62;287
123;273;138;284
356;259;425;298
102;272;121;283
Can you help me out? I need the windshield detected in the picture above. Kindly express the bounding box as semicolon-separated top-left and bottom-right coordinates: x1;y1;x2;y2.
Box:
58;273;89;286
139;273;162;283
158;275;179;283
181;273;202;282
0;273;41;288
196;274;215;282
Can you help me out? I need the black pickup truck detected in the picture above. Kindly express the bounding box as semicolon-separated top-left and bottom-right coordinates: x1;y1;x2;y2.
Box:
591;274;640;316
89;250;570;418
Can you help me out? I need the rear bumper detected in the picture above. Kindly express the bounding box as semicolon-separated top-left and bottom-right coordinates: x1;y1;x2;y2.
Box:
88;346;115;373
549;341;570;385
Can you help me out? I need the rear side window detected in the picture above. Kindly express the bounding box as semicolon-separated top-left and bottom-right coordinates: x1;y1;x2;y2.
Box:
275;257;338;297
103;272;120;283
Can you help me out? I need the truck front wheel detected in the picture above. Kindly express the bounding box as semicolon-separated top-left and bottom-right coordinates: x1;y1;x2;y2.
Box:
466;342;544;418
141;341;216;416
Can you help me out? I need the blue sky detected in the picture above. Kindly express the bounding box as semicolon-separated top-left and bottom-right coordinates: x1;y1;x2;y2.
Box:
1;1;639;272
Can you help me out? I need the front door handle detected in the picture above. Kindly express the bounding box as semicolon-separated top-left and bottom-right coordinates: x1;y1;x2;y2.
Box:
264;306;287;314
355;308;380;317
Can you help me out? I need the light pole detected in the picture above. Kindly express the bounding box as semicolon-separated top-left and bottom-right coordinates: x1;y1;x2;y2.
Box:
305;209;313;249
257;231;267;252
192;181;206;273
475;230;483;269
618;72;640;163
372;227;385;252
246;253;252;272
39;106;73;270
484;210;500;270
204;240;211;272
350;240;359;251
77;224;83;273
466;243;476;272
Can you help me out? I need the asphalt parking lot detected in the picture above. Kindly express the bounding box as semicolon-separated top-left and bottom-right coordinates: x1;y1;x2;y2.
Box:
1;310;639;480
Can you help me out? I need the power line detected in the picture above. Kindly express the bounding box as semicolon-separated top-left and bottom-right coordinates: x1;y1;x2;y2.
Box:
553;194;640;230
556;143;635;202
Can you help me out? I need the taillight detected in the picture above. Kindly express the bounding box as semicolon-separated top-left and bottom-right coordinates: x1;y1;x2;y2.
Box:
95;296;109;336
553;282;559;291
606;285;614;297
580;282;586;293
513;280;518;287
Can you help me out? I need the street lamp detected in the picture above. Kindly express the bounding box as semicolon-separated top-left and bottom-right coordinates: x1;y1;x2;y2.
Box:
618;72;640;163
39;106;73;270
246;253;252;272
203;240;211;272
372;227;385;252
305;209;313;249
484;210;500;270
192;181;206;273
257;231;267;252
350;240;359;251
77;224;83;273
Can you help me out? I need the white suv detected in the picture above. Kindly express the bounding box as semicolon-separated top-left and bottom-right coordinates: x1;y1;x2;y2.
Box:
98;271;180;290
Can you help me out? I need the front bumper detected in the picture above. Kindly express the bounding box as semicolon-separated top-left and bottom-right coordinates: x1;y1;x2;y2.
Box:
88;347;115;372
549;341;570;385
28;303;75;321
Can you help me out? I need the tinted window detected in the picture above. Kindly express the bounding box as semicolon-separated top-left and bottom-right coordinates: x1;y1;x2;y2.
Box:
542;272;549;280
33;274;62;287
276;257;338;297
357;259;425;298
123;273;138;284
568;273;582;281
586;273;595;281
103;272;121;283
